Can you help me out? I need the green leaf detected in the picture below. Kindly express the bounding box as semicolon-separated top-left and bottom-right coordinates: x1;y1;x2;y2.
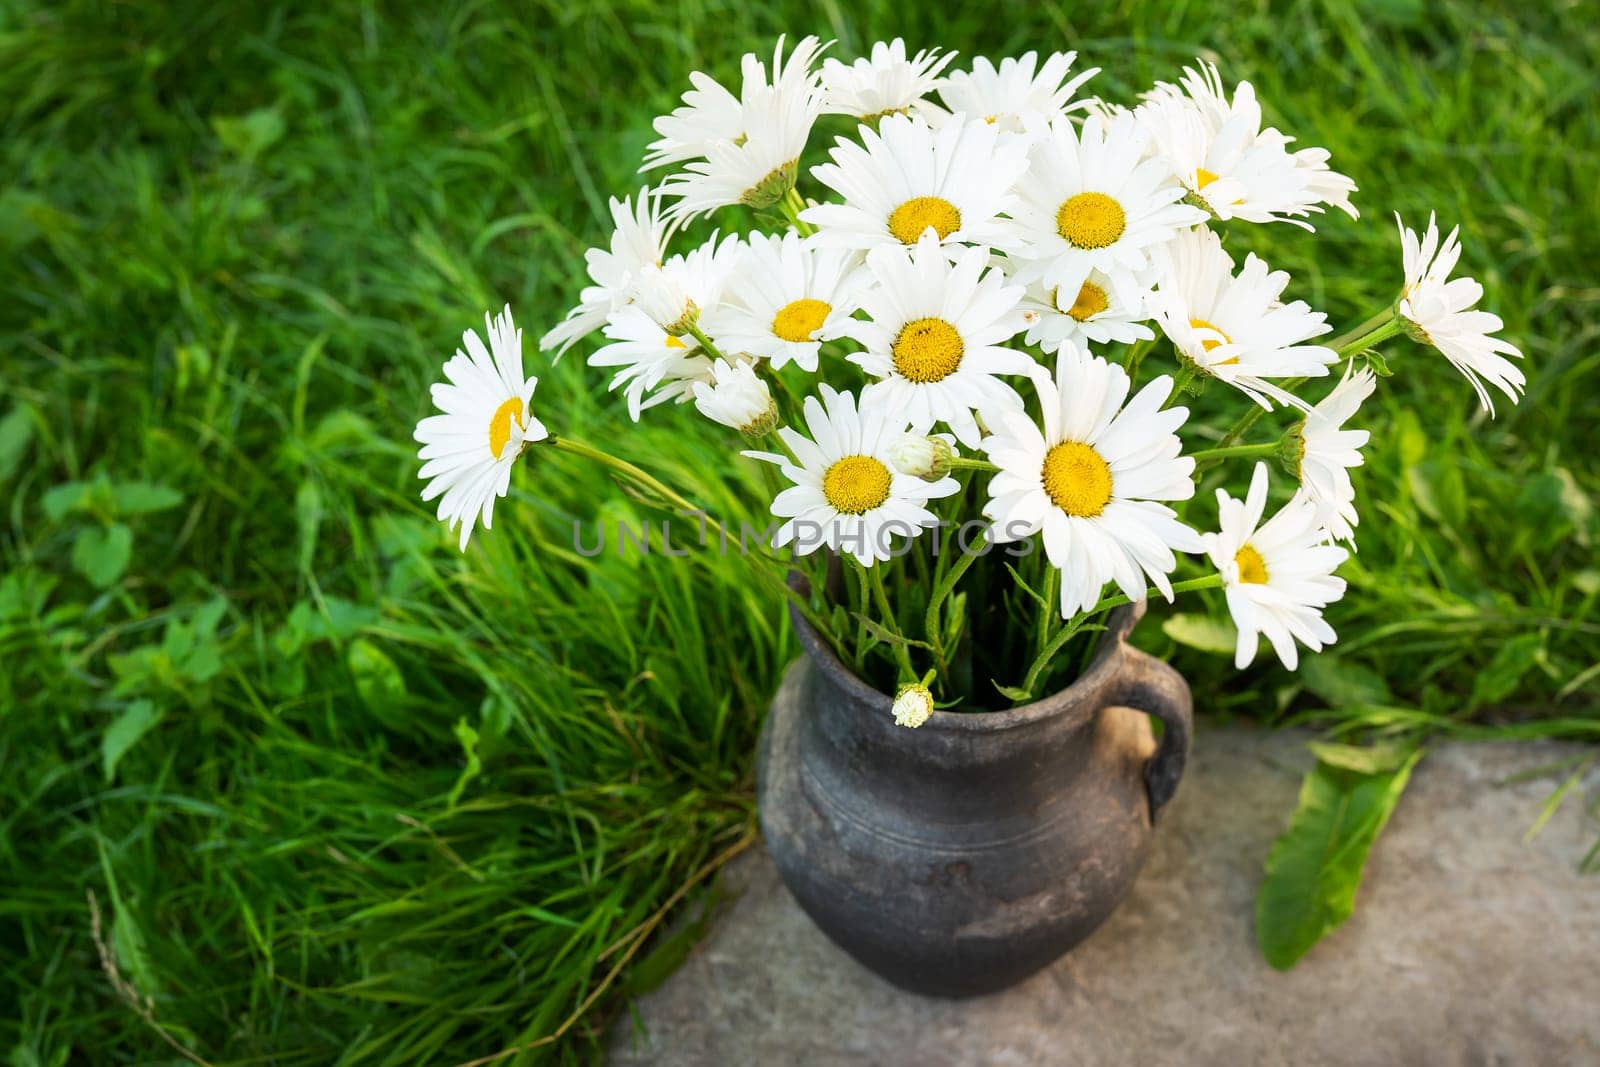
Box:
1162;613;1237;656
446;718;483;809
295;480;323;574
1305;740;1413;775
43;481;95;522
992;681;1032;703
348;638;407;712
72;523;133;588
1298;654;1394;708
109;481;183;515
1471;633;1544;707
212;107;285;160
97;839;162;998
0;404;35;483
1256;747;1423;969
102;700;165;782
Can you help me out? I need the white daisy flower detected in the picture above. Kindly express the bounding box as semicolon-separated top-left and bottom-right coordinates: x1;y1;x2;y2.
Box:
1018;266;1156;352
936;51;1100;133
819;39;956;122
415;306;548;550
700;231;866;371
997;112;1205;307
743;385;959;565
647;36;827;219
539;188;678;356
1203;462;1348;670
1396;212;1526;415
691;357;778;437
629;233;742;335
838;233;1033;449
983;345;1202;618
1293;367;1375;543
1151;226;1336;409
1136;61;1359;227
588;306;710;420
801;112;1030;255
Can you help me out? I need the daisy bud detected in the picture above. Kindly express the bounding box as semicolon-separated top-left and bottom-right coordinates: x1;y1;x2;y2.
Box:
692;358;778;439
892;684;934;729
888;434;954;481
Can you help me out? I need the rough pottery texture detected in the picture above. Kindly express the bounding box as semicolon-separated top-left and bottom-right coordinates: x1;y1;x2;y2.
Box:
757;602;1192;998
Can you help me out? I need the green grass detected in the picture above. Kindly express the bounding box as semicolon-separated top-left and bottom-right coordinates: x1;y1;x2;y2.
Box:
2;0;1597;1061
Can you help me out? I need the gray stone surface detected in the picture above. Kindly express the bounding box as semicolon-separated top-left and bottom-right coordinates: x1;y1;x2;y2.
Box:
610;729;1600;1066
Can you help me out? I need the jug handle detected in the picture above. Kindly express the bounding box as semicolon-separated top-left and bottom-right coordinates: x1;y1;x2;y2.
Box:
1110;645;1194;822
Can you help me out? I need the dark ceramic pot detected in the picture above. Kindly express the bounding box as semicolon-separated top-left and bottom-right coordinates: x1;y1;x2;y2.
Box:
756;600;1192;998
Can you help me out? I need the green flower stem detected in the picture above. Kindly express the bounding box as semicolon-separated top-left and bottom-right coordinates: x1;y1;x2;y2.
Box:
862;560;918;683
947;457;999;473
1014;573;1227;701
779;187;816;236
1327;308;1397;351
1036;565;1060;660
1088;573;1225;616
684;322;727;362
923;530;986;681
1335;315;1404;358
1189;441;1280;463
1171;363;1197;398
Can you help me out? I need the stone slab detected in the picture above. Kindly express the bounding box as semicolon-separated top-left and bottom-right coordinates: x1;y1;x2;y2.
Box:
610;729;1600;1065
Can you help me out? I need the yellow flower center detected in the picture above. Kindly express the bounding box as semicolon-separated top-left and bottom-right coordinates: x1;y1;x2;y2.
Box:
1055;192;1126;250
1059;280;1110;322
891;317;965;383
1041;441;1113;518
488;396;526;460
1195;167;1220;190
664;335;688;349
887;196;962;245
1189;317;1232;353
1235;544;1269;585
771;298;832;343
822;455;893;515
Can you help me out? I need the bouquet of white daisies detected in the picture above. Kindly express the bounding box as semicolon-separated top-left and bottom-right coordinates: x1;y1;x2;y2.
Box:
414;38;1524;724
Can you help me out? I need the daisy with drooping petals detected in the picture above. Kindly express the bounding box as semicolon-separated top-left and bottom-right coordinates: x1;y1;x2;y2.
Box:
936;51;1100;133
1396;213;1525;415
700;232;866;371
539;188;678;356
802;112;1029;254
838;233;1033;448
588;307;710;420
1292;367;1375;543
1136;61;1359;227
1203;463;1348;670
743;386;959;565
1018;267;1156;352
1151;226;1337;408
628;233;742;335
983;346;1202;618
998;112;1205;307
647;36;827;218
691;357;778;437
819;39;955;122
415;306;548;550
